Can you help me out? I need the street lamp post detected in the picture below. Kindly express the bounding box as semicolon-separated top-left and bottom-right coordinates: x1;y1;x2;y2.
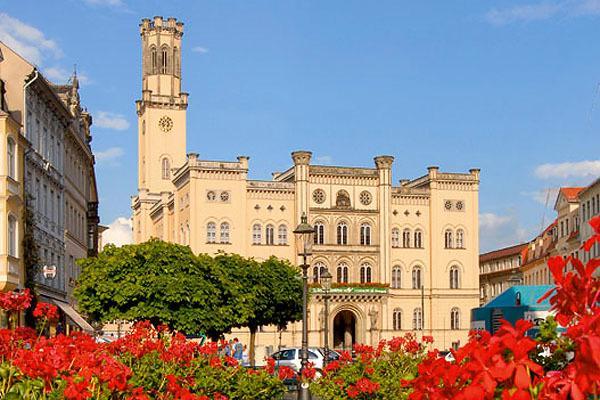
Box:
294;213;315;400
320;270;332;368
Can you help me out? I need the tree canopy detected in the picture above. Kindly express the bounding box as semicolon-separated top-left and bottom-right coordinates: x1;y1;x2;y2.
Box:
75;240;302;342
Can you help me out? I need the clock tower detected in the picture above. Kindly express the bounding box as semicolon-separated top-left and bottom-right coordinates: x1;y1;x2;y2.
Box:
136;16;188;193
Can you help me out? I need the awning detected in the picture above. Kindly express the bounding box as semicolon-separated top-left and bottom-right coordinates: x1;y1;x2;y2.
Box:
53;300;95;334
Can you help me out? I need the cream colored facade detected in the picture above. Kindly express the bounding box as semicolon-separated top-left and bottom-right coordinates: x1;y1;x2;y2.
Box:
0;41;99;332
479;243;525;305
132;17;480;355
0;104;25;293
579;179;600;266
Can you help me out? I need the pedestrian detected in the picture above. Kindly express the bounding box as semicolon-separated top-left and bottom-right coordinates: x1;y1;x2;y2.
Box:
224;339;232;357
233;338;243;360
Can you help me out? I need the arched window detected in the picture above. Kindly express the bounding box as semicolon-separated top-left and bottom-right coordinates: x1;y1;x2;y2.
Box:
360;223;371;245
403;228;411;248
392;266;402;289
312;262;326;284
252;224;262;245
278;224;287;245
314;222;325;245
161;158;170;180
391;228;400;247
8;215;17;257
336;190;351;208
186;223;190;245
456;229;464;249
265;224;275;245
413;308;423;330
160;46;169;74
445;229;453;249
412;266;422;289
173;47;180;76
393;309;402;330
360;263;372;283
150;46;157;73
414;229;423;248
337;222;348;245
220;222;230;243
206;222;216;243
450;266;460;289
7;138;15;179
337;263;349;283
450;307;460;330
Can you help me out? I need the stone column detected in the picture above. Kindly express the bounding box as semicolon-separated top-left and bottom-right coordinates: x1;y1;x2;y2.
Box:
375;156;394;284
291;151;312;263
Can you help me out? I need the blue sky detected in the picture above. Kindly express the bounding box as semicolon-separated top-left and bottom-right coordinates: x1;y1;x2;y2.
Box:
1;0;599;250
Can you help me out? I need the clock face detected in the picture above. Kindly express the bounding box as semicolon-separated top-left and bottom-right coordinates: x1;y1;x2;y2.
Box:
158;116;173;132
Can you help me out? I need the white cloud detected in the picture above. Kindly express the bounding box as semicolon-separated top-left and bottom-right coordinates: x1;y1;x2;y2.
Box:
95;147;124;165
101;217;132;248
534;160;600;179
94;111;130;131
485;0;600;25
43;66;90;85
0;13;62;65
192;46;209;54
314;155;334;164
479;212;531;252
485;3;562;25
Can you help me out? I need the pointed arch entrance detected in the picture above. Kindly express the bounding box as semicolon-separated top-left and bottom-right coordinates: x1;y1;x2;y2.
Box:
333;310;357;351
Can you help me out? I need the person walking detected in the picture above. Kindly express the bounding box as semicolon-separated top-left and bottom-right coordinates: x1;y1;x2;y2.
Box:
233;338;243;361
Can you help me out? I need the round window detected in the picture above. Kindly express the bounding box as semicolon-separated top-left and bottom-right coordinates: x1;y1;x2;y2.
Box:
359;191;372;205
312;189;326;204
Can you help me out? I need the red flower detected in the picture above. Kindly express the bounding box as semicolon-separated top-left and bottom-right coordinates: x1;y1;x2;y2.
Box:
0;289;32;312
278;366;296;380
33;302;59;321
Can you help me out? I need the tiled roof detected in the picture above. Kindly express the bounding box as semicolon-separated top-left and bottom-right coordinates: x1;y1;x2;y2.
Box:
560;187;585;202
480;243;528;263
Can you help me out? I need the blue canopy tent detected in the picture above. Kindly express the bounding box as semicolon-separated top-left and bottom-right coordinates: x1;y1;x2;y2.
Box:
471;285;556;335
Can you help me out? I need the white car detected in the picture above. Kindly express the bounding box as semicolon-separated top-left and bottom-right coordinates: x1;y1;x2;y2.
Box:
270;347;340;372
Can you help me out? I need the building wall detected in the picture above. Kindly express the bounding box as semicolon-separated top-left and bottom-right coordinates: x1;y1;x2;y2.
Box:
0;111;25;294
579;179;600;266
0;41;100;308
131;17;480;354
479;250;523;305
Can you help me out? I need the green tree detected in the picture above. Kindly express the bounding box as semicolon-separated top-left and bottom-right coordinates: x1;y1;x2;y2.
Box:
74;239;247;339
230;256;303;366
22;195;40;327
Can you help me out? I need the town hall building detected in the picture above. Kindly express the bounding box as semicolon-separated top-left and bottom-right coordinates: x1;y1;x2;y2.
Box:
132;17;480;355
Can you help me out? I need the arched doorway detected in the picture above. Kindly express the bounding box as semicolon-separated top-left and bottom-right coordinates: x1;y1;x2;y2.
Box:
333;310;356;351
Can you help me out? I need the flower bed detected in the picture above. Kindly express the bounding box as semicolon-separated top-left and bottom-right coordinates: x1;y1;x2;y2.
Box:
0;215;598;400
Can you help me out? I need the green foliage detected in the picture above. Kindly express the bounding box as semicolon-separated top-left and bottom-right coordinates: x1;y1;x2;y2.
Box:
532;316;575;372
74;240;302;342
75;239;246;337
22;195;40;328
224;255;302;365
310;338;425;400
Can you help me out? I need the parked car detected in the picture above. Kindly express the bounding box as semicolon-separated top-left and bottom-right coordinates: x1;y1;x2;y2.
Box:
270;347;340;372
438;350;455;362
